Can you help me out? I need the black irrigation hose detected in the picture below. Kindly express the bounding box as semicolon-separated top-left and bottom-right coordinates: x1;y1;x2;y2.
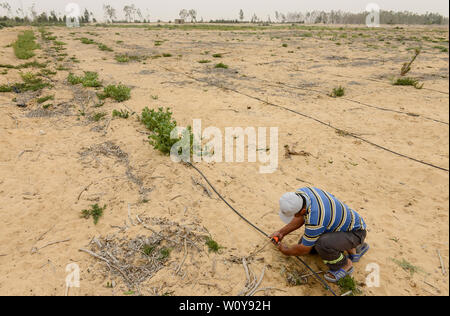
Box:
228;87;449;173
186;162;338;297
288;67;449;96
161;67;449;173
271;80;449;126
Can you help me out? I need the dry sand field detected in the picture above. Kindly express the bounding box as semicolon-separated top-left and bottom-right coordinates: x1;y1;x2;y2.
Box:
0;23;448;296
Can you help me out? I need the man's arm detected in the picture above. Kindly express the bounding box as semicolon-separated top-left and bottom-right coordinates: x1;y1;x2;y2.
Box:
271;214;305;240
278;243;312;256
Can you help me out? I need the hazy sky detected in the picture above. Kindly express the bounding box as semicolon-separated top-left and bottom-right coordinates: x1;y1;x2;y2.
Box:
5;0;449;21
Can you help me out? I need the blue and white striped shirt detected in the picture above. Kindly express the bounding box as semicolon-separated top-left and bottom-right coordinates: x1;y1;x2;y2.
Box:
298;187;367;247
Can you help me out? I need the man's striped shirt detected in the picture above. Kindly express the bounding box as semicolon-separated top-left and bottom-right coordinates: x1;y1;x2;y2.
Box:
297;187;367;247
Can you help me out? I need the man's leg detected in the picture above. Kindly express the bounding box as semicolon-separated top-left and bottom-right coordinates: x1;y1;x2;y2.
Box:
315;231;365;271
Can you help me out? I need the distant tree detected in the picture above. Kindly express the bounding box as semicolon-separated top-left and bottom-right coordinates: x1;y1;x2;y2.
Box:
136;8;143;22
0;2;12;18
123;4;137;22
188;9;197;23
275;11;280;22
83;8;90;23
49;10;57;22
90;11;96;23
251;13;258;23
37;12;48;23
103;4;116;23
29;3;38;21
239;9;244;22
179;9;188;20
16;8;24;19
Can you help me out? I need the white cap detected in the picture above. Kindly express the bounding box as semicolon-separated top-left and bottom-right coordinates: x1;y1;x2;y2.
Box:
279;192;304;224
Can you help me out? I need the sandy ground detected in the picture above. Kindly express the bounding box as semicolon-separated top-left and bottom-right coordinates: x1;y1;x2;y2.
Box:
0;24;448;296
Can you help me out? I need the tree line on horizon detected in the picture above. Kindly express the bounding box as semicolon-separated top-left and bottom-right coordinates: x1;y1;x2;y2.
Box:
0;2;448;28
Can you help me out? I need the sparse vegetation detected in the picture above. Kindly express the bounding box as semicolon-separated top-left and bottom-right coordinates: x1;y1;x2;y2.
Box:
81;204;106;225
90;112;107;122
115;54;145;63
433;45;448;53
205;237;223;253
158;247;172;260
330;86;345;97
98;84;131;102
215;62;229;69
80;37;95;45
141;107;192;155
68;72;102;87
392;77;423;89
400;48;421;76
36;95;54;104
198;59;211;63
392;258;422;276
0;72;52;93
112;109;130;119
13;31;39;60
0;61;47;69
97;43;113;52
337;275;361;296
142;244;155;256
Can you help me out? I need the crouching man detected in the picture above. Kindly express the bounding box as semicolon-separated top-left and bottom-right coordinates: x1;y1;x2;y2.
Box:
271;187;369;283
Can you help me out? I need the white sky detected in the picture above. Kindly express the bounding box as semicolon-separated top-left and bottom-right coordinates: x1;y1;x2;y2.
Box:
5;0;450;21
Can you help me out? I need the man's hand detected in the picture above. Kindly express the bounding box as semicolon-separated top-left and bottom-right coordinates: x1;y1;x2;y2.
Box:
270;231;284;243
277;242;290;255
276;243;313;257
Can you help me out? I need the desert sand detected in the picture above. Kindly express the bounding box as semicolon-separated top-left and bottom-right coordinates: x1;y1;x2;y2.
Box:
0;23;448;296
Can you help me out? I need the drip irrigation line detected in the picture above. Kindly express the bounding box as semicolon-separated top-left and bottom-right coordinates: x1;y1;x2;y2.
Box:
186;162;338;297
160;66;449;173
289;66;449;96
270;80;448;125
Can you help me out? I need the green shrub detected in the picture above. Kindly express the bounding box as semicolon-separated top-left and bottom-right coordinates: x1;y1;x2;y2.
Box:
53;40;66;46
68;72;102;87
0;85;12;92
212;53;222;58
112;109;130;119
13;31;39;60
215;63;229;69
142;244;155;256
337;275;361;296
98;84;131;102
331;86;345;97
81;204;106;225
0;72;51;93
141;107;190;155
162;53;172;57
198;59;211;64
205;237;223;253
393;77;423;89
90;112;107;122
115;54;144;63
36;95;54;104
19;72;51;91
98;43;113;52
158;247;172;260
80;37;95;44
